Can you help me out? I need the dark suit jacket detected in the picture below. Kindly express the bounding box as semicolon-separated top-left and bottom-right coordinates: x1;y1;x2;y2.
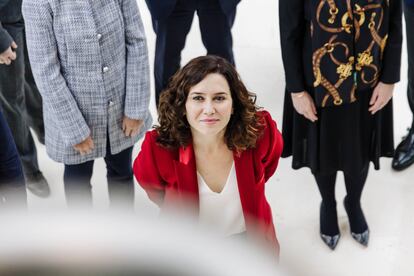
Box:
145;0;241;20
0;0;23;52
405;0;414;8
133;111;283;256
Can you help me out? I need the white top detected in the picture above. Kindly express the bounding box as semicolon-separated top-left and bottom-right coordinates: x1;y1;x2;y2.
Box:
197;163;246;236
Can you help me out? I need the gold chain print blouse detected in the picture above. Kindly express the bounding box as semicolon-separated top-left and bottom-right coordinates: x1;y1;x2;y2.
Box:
310;0;393;107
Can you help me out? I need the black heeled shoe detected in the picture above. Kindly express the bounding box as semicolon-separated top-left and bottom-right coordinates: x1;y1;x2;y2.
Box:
343;197;369;247
350;230;369;246
320;232;340;250
392;127;414;171
319;202;340;250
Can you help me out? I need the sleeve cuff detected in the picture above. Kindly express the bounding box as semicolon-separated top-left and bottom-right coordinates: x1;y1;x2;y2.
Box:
0;29;13;53
124;107;149;121
62;122;91;147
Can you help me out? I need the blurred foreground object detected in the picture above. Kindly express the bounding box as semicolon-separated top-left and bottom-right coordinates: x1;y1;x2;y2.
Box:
0;211;286;276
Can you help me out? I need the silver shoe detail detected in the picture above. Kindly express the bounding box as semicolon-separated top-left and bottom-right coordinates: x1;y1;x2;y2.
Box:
320;233;340;250
351;229;369;247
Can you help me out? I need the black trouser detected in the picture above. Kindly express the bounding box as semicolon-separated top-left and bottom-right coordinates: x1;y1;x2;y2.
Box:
313;164;369;234
405;3;414;128
0;109;27;208
0;25;44;176
63;142;134;209
151;0;236;107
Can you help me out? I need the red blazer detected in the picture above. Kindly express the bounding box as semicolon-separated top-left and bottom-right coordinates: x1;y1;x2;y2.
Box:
133;111;284;255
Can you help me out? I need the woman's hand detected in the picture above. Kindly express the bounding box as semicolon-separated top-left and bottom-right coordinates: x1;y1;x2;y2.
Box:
369;82;394;115
73;136;95;155
122;116;143;137
0;42;17;65
291;91;318;122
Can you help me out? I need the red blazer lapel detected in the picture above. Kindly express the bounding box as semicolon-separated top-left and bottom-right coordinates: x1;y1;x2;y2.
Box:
172;143;199;214
233;150;257;230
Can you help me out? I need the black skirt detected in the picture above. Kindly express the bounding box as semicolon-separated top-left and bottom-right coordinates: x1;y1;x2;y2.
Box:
281;87;394;175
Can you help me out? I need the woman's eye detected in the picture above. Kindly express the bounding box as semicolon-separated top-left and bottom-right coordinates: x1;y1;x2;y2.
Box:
214;96;226;101
193;96;204;101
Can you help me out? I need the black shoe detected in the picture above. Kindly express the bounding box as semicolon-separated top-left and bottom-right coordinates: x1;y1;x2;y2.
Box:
350;230;369;247
25;171;50;198
319;202;340;250
343;197;369;247
392;127;414;171
320;232;340;250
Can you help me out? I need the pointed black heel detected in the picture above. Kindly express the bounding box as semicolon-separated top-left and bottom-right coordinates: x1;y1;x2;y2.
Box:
343;197;369;247
320;232;341;250
319;202;340;250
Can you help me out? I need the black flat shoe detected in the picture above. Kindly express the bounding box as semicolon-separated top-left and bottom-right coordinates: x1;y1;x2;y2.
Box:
319;202;340;250
343;197;369;247
392;127;414;171
25;171;50;198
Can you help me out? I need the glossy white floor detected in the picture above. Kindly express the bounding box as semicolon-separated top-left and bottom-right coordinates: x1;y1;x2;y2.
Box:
27;1;414;275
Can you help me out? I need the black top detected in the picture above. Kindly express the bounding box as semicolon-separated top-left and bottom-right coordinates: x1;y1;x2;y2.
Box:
279;0;402;174
0;0;23;52
279;0;402;107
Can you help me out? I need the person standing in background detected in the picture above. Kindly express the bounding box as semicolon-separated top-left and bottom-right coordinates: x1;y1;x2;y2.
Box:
280;0;402;249
0;0;50;198
145;0;240;107
392;0;414;171
23;0;152;208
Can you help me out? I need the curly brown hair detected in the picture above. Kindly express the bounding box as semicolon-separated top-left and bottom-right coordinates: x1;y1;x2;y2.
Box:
156;55;264;152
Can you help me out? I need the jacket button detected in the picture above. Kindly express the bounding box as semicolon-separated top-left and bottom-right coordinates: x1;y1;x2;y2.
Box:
108;100;114;106
97;33;102;40
103;66;109;73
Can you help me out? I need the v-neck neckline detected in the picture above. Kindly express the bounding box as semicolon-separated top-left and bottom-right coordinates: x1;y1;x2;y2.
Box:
197;162;235;194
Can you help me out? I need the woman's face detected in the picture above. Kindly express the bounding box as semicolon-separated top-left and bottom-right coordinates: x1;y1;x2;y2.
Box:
185;73;233;138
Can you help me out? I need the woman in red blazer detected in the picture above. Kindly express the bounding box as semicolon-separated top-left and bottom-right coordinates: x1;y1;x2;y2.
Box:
133;56;283;255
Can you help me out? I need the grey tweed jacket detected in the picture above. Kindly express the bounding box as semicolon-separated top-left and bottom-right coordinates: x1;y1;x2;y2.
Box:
22;0;152;164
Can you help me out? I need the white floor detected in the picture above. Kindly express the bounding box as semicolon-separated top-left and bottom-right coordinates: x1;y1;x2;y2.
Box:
27;1;414;275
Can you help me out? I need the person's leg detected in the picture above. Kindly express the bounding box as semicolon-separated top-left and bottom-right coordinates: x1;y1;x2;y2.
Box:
152;0;196;107
0;27;39;176
63;161;94;208
343;164;369;245
197;0;236;65
313;171;340;249
0;27;49;197
314;171;339;235
23;30;45;145
0;110;27;209
392;4;414;170
406;5;414;120
104;146;134;209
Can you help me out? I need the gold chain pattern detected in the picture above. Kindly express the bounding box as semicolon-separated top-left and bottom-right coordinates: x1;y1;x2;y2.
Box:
312;0;388;107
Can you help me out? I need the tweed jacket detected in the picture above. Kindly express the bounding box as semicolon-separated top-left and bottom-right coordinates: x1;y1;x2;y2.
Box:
22;0;152;164
145;0;241;20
